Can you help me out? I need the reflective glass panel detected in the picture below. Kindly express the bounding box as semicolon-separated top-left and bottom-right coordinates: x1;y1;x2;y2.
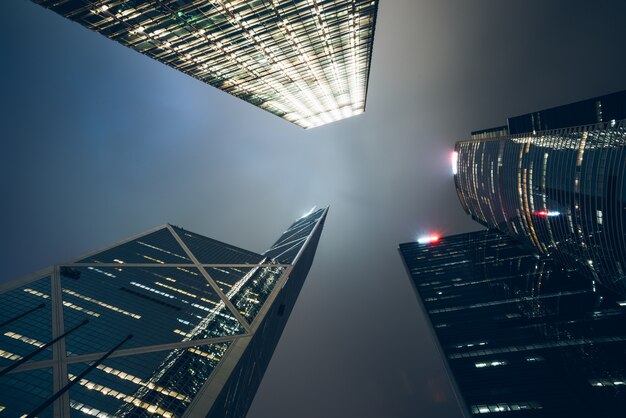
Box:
0;276;52;365
61;267;244;356
78;227;191;264
171;226;264;264
205;265;285;325
0;367;53;417
68;342;231;417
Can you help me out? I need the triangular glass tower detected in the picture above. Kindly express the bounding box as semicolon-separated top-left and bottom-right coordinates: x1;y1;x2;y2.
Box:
0;207;328;417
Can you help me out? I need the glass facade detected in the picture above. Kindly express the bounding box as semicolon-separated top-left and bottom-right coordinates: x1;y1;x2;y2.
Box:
454;91;626;296
400;230;626;418
0;207;327;417
31;0;379;128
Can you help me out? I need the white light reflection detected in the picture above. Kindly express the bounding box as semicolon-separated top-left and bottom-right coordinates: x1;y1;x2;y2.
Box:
451;151;458;175
300;206;317;219
417;234;440;244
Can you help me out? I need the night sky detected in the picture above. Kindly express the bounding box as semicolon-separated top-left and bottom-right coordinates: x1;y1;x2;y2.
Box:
2;0;626;417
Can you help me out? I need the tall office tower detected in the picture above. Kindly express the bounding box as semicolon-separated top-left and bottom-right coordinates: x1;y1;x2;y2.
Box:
31;0;379;128
454;90;626;295
0;207;327;417
400;230;626;418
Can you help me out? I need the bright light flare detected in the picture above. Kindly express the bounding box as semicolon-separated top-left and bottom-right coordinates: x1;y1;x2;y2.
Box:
300;206;317;219
451;151;458;175
417;234;441;244
535;210;561;217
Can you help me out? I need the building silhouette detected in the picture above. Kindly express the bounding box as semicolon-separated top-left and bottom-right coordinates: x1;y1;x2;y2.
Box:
0;207;327;417
400;230;626;418
31;0;379;128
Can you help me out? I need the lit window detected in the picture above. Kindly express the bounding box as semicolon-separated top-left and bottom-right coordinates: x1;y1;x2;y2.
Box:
0;349;22;361
471;401;542;414
475;360;508;368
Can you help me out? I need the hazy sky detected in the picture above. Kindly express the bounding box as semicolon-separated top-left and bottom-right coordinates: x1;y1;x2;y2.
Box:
2;0;626;417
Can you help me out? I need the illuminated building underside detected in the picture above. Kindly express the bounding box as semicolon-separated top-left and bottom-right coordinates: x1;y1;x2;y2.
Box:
32;0;379;128
0;208;327;417
454;120;626;296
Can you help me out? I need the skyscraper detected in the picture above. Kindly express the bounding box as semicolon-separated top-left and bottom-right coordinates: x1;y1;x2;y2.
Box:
31;0;379;128
0;207;327;417
454;90;626;295
400;230;626;418
400;91;626;417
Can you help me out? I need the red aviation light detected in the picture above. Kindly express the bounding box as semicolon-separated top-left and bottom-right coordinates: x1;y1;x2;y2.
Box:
534;210;561;217
418;234;441;244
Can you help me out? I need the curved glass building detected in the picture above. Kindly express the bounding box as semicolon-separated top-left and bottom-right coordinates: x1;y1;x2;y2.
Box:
454;91;626;296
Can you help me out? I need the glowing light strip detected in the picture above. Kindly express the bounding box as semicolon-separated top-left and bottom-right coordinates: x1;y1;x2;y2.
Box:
23;288;49;299
173;329;192;338
24;288;99;317
188;347;220;361
153;282;219;309
70;400;113;418
175;267;198;276
475;360;508;368
0;349;22;361
63;289;141;319
68;373;175;417
62;301;100;317
130;282;175;299
87;266;116;278
95;364;192;402
4;331;45;348
155;282;197;298
142;255;165;264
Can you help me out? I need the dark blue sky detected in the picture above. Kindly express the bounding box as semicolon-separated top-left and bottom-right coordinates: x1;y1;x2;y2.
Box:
2;0;626;417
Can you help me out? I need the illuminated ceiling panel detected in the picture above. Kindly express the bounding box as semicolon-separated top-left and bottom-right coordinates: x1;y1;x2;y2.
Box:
32;0;379;128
